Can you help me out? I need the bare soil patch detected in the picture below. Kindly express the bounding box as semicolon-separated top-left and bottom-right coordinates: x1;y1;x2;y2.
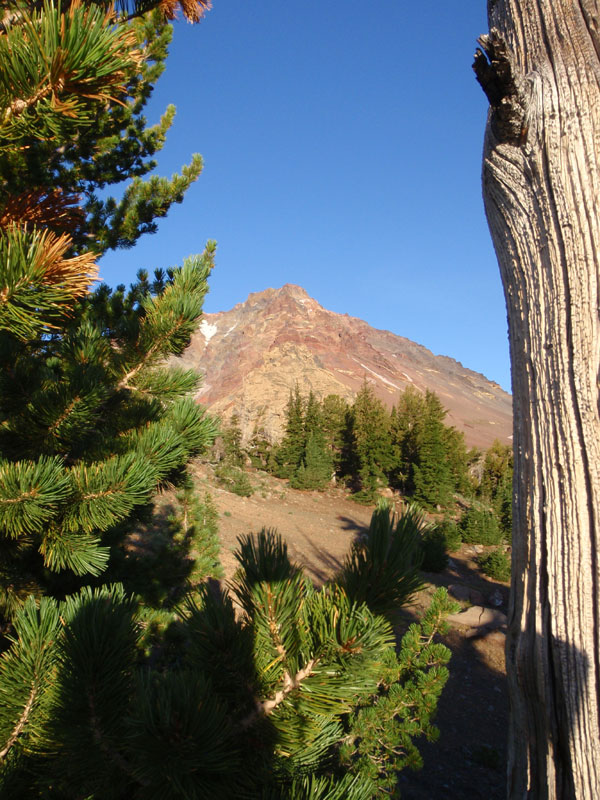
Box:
192;464;509;799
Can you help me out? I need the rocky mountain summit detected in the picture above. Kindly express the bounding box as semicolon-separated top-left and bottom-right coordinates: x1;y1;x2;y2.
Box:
177;284;512;449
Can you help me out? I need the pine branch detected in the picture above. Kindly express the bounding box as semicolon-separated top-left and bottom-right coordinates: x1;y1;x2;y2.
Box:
0;0;190;33
0;227;98;338
125;366;200;401
0;189;84;233
0;456;71;537
116;315;184;390
0;1;142;144
96;155;204;252
257;657;319;720
239;574;319;728
46;394;81;440
334;501;424;617
0;683;35;761
114;0;212;24
0;597;61;763
116;249;212;387
38;528;109;575
64;453;158;533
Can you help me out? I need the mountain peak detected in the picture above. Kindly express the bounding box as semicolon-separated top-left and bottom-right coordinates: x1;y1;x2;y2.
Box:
279;283;310;298
244;284;314;305
177;287;512;450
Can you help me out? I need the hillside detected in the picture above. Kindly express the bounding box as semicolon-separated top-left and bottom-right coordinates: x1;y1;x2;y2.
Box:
177;284;512;449
190;462;508;800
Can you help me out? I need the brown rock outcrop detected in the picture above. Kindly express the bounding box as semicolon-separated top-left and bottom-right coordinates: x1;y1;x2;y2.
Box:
177;284;512;449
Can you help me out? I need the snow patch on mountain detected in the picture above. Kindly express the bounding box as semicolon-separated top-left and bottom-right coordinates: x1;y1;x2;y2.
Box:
200;320;218;343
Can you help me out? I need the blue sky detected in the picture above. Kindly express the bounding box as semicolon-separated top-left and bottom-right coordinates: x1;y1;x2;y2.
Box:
99;1;511;392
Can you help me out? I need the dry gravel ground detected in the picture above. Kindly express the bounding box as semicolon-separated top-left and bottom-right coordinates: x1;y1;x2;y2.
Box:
192;464;509;799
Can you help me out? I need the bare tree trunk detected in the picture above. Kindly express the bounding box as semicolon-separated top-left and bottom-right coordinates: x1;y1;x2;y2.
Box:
474;2;600;797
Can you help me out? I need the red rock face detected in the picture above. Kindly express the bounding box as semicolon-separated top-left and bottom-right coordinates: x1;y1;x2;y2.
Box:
177;284;512;449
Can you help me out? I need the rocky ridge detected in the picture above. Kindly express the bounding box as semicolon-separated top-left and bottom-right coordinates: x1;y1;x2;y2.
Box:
177;284;512;449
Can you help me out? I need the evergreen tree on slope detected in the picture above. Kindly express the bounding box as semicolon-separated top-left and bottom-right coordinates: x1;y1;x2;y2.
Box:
389;386;425;493
442;425;471;497
290;391;332;490
274;385;305;478
350;381;392;501
290;430;332;490
0;0;218;619
321;393;349;477
480;439;513;538
412;391;453;509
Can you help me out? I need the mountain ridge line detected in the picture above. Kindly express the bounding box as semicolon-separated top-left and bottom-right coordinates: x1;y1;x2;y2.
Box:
176;284;512;450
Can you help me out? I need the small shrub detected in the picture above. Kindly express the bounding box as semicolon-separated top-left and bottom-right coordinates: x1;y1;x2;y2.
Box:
434;517;462;552
351;488;377;505
419;528;448;572
215;464;253;497
479;548;511;582
460;506;503;545
184;491;223;584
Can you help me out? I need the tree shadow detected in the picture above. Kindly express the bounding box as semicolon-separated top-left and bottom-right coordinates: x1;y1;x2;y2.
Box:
504;621;589;798
424;550;510;607
396;621;508;800
336;514;370;537
392;551;511;799
293;514;371;586
296;525;512;798
300;539;344;585
102;501;198;609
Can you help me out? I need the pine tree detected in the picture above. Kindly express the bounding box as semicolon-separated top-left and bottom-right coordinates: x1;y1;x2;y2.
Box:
290;430;332;491
0;0;218;618
321;393;349;477
391;388;471;507
350;381;393;501
275;385;305;478
443;425;471;496
303;390;322;438
412;391;453;510
1;247;219;616
480;439;513;539
246;424;273;471
460;505;503;546
480;439;513;502
222;413;245;467
389;386;425;493
170;479;223;588
0;0;210;257
215;412;254;495
498;468;513;541
289;391;332;490
339;587;457;792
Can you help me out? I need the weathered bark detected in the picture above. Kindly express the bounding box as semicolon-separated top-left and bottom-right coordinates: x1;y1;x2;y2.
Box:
474;2;600;797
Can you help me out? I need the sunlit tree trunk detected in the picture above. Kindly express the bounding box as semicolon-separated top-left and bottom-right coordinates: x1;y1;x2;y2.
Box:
474;1;600;797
